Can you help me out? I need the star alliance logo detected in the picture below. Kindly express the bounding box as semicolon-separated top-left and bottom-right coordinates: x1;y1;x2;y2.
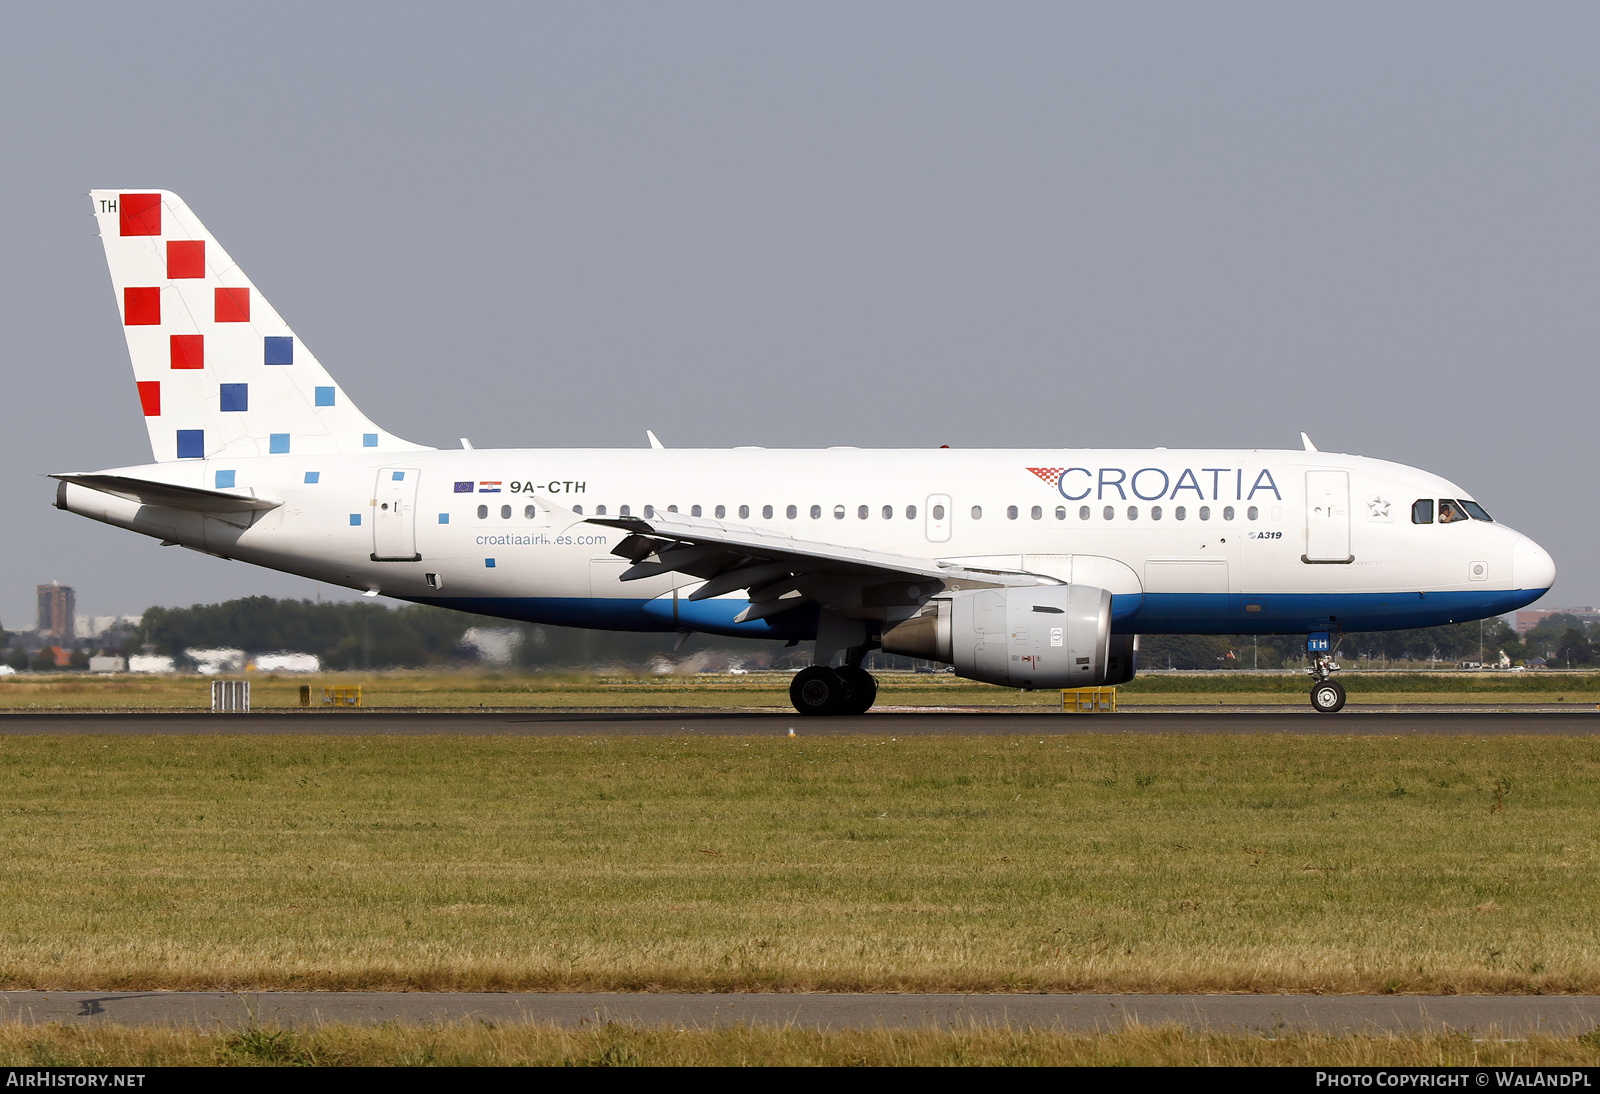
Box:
1366;495;1392;521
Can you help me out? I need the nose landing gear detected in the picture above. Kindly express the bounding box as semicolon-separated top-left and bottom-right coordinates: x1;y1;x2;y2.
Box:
1306;631;1345;713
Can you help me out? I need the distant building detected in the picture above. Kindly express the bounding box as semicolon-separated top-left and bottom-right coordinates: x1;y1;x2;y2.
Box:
128;655;176;673
254;652;320;673
36;583;75;643
89;656;126;673
75;614;142;640
1516;607;1600;635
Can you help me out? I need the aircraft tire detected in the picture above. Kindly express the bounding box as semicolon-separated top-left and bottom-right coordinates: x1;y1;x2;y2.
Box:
1310;680;1346;713
834;666;878;714
791;666;845;716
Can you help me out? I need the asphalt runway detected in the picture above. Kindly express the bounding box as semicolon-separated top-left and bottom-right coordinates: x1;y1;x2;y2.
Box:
1;991;1596;1035
0;708;1597;735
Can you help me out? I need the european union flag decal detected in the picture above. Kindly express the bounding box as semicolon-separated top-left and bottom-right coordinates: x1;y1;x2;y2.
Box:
454;481;474;493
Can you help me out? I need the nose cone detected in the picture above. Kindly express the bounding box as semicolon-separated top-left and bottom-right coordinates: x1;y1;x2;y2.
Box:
1512;535;1556;592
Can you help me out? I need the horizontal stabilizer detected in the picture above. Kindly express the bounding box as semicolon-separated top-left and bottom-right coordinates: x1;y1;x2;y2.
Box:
50;473;282;513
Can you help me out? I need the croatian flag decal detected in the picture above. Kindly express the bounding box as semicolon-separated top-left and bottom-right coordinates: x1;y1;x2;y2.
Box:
478;481;502;493
454;481;474;493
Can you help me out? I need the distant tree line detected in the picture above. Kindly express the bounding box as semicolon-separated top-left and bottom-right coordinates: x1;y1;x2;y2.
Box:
119;596;782;671
5;594;1588;673
1140;614;1595;671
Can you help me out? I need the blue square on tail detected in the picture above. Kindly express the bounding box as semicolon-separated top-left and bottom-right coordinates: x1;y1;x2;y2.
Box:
270;433;290;454
264;337;293;365
315;386;335;407
363;434;378;447
219;384;248;412
438;513;449;524
176;430;204;458
304;472;320;484
349;514;361;526
215;470;236;489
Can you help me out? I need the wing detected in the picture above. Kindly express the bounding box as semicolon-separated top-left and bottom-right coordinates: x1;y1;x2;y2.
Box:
585;509;1058;623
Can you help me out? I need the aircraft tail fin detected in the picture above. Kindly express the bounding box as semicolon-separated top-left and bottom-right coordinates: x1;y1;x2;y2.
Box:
90;190;430;462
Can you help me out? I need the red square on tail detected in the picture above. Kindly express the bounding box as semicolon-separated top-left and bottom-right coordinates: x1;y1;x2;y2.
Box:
167;240;204;279
123;287;160;325
120;194;161;236
169;334;204;369
214;287;250;323
136;381;161;417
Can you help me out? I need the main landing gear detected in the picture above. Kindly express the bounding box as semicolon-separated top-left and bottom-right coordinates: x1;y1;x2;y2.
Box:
1306;630;1345;713
790;665;878;716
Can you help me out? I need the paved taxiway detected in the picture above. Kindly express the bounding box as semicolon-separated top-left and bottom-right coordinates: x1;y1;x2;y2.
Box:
0;708;1595;735
1;992;1596;1034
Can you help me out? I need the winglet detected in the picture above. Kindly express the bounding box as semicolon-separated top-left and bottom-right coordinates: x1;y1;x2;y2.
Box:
1300;432;1318;452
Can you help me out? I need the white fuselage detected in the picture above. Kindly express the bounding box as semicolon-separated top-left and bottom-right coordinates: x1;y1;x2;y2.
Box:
58;446;1555;642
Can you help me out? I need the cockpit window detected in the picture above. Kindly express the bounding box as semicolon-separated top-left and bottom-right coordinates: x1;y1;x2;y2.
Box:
1411;499;1433;524
1438;499;1469;524
1458;499;1494;522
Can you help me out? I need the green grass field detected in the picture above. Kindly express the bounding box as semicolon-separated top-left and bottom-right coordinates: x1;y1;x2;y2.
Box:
4;1023;1597;1067
1;669;1598;710
0;732;1596;995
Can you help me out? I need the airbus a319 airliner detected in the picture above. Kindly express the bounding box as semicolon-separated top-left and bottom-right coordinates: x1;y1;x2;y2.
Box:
56;190;1556;714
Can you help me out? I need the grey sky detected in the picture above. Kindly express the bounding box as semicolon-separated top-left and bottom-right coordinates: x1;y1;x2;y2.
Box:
1;2;1593;627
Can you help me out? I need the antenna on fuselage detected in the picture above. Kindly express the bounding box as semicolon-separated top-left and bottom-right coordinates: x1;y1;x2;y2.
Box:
1300;432;1318;452
646;430;665;450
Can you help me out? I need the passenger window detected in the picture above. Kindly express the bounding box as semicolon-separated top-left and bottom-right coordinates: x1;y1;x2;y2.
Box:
1438;499;1468;524
667;505;677;513
572;504;583;515
882;505;893;519
811;504;822;519
715;505;725;518
691;505;701;517
1412;499;1433;524
1127;506;1138;520
620;505;631;517
858;505;869;519
524;505;536;519
477;505;488;519
763;505;773;519
787;504;798;519
971;505;983;520
1032;505;1042;520
644;505;654;518
1460;500;1493;521
1223;506;1234;520
1079;506;1090;520
1247;506;1258;521
739;505;750;519
931;504;944;520
906;505;917;519
1175;506;1186;520
1103;506;1114;520
501;505;512;519
834;505;846;519
595;504;607;516
1151;505;1162;521
1199;506;1210;520
1007;505;1018;520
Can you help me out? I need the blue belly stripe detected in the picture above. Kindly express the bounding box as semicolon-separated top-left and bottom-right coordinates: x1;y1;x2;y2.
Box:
407;588;1548;639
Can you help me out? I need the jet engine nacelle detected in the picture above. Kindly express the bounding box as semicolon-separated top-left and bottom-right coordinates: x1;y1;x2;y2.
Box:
883;585;1125;690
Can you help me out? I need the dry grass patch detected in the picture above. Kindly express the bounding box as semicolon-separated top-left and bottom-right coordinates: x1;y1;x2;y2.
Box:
2;670;1596;711
0;1022;1597;1067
